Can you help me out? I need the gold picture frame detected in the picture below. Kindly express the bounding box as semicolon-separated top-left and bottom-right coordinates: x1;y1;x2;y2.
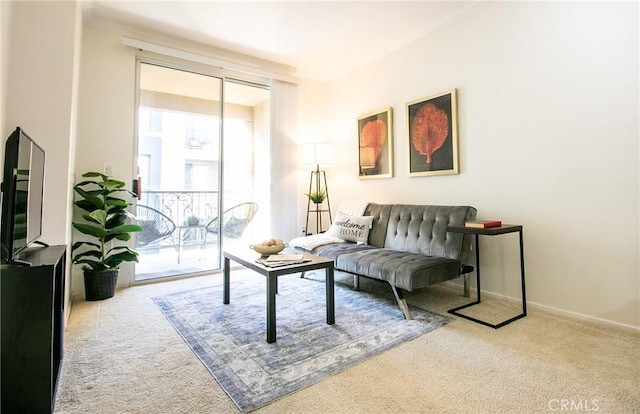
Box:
407;89;459;177
358;107;393;179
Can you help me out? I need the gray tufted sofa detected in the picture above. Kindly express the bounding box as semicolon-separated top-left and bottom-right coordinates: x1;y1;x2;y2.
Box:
305;203;477;319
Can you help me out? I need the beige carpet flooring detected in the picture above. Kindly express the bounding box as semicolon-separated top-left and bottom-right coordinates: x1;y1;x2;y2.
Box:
54;270;639;414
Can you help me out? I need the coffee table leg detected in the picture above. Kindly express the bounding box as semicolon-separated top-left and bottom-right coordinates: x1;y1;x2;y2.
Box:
267;275;277;343
326;265;335;325
223;256;230;304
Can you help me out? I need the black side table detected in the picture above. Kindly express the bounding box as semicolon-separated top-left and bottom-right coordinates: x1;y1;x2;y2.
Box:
446;224;527;329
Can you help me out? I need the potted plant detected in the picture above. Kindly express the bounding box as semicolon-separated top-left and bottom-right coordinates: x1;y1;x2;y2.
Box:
186;215;200;226
305;189;327;204
71;172;143;301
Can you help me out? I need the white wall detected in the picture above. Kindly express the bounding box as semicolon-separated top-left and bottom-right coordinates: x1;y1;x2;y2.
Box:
75;26;139;291
4;1;80;247
296;77;331;234
327;2;639;328
2;1;81;318
0;0;10;138
76;25;302;291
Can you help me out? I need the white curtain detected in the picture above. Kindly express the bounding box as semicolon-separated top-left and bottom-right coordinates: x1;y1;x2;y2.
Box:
269;80;298;241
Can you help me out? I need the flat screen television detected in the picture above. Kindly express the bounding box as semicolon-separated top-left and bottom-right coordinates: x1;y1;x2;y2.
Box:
0;127;46;264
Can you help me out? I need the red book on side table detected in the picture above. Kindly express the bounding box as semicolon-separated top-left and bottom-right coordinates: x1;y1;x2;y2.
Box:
464;220;502;228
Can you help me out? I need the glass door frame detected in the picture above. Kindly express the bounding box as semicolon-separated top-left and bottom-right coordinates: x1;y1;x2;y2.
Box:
132;57;271;284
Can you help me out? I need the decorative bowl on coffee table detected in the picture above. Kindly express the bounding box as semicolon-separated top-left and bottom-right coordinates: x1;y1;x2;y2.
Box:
250;244;285;257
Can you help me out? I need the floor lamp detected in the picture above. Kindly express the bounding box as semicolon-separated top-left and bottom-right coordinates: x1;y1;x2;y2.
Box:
303;143;332;235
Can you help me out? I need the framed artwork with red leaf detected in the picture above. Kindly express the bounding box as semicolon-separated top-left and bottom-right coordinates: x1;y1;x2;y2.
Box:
407;89;459;177
358;107;393;179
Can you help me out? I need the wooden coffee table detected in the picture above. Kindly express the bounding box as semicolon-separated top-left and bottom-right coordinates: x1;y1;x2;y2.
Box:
223;248;335;343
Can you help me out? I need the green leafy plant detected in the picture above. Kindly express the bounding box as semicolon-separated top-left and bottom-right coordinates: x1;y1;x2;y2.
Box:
305;189;327;204
186;215;200;226
71;172;143;271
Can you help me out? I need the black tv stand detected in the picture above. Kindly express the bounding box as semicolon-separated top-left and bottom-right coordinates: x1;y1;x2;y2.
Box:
1;244;66;412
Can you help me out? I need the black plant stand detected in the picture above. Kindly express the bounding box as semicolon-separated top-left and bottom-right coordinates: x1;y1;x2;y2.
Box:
305;165;332;235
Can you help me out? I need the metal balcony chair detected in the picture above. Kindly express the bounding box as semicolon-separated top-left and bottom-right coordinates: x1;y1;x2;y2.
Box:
203;202;259;246
135;204;177;250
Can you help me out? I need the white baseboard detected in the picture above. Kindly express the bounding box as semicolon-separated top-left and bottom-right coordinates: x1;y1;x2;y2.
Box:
444;281;640;333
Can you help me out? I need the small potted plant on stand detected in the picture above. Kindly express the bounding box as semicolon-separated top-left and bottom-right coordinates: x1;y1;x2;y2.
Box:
71;172;143;301
305;189;327;204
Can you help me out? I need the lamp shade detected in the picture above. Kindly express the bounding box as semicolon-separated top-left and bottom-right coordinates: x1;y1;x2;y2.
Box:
301;143;333;169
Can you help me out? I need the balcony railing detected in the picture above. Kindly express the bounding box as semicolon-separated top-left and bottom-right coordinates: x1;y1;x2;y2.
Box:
140;190;218;228
135;190;258;279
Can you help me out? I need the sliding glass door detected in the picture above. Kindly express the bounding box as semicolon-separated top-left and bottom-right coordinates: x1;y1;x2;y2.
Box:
134;61;270;282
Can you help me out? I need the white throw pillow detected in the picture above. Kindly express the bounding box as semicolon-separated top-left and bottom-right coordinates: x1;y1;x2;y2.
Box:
329;212;374;244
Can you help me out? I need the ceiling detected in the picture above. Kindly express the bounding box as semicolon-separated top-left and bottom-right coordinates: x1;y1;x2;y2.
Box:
82;1;481;81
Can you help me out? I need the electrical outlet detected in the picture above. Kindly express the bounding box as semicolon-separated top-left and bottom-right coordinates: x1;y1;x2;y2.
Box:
102;162;113;176
300;225;306;235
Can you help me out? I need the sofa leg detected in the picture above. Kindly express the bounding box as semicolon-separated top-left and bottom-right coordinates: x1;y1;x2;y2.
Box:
461;265;474;298
353;275;360;291
463;273;470;298
390;285;412;320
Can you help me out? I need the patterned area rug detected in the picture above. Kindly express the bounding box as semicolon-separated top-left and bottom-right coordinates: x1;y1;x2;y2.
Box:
153;273;451;413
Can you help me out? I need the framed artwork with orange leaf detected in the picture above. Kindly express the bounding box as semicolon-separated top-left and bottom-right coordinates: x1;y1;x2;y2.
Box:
358;107;393;179
407;89;459;177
